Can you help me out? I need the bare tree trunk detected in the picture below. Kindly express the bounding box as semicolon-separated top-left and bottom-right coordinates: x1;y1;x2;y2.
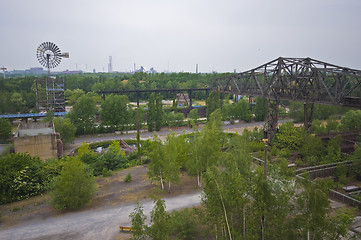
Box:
168;181;171;192
197;174;202;187
261;216;265;240
215;179;232;240
215;224;218;240
160;174;164;190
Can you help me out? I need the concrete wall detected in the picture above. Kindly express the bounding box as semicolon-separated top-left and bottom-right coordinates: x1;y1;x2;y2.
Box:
14;134;57;161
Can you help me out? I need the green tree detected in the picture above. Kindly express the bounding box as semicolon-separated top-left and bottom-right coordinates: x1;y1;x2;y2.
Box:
323;136;342;163
155;94;163;131
65;88;85;105
148;199;171;240
53;117;76;146
237;99;253;122
77;143;101;175
206;92;220;121
254;97;268;121
162;132;183;191
340;110;361;130
188;108;199;122
147;93;156;132
10;92;26;113
300;135;325;165
275;122;306;150
99;140;127;171
51;157;96;210
221;101;232;121
186;109;222;187
147;135;166;189
43;111;54;122
100;94;129;132
295;178;332;239
129;202;148;240
68;95;97;135
0;118;12;143
169;209;197;240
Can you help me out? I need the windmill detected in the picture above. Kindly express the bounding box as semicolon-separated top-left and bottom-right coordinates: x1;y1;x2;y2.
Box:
36;42;69;112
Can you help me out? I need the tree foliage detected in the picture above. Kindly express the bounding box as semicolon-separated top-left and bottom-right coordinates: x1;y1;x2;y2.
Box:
0;153;44;204
206;92;220;121
68;95;97;135
51;158;96;210
147;93;164;131
129;202;148;240
275;122;306;150
53;117;76;146
100;94;130;131
254;97;268;121
148;199;171;240
0;118;12;143
340;110;361;130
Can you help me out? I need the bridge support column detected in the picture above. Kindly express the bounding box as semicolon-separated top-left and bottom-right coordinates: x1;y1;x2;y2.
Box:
266;99;279;141
188;90;193;108
304;102;314;134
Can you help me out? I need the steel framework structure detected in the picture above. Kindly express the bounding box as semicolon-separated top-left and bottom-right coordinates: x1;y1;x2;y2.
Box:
35;76;65;112
212;57;361;137
213;57;361;107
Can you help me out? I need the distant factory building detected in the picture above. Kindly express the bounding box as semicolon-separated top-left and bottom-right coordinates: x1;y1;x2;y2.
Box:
13;122;63;160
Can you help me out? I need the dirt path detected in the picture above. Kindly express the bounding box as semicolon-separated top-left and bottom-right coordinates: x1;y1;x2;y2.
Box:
0;165;200;240
0;192;202;240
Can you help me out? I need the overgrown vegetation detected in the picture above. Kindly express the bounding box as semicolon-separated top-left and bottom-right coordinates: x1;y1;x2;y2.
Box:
128;110;360;239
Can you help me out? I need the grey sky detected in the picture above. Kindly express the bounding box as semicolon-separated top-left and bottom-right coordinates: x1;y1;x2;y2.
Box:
1;0;361;73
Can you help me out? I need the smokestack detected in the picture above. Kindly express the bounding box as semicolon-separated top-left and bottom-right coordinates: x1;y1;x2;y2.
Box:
108;56;113;73
196;64;198;74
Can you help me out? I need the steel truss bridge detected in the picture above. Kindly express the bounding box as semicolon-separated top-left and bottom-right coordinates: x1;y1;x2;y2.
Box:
212;57;361;139
97;88;210;107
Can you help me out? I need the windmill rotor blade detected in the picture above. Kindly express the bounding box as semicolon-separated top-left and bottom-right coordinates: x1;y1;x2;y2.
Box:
36;42;68;69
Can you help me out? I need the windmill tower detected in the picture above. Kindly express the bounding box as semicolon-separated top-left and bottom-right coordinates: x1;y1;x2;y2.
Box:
36;42;69;112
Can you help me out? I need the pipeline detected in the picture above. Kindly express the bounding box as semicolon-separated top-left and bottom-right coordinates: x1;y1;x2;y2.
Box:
55;132;63;157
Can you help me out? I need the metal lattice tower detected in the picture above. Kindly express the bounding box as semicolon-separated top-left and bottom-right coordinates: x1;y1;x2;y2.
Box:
36;42;69;112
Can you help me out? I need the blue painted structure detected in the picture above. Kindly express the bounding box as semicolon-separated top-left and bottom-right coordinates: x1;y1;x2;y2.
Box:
0;112;67;119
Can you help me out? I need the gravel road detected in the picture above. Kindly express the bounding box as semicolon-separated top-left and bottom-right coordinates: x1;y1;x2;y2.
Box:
0;192;202;240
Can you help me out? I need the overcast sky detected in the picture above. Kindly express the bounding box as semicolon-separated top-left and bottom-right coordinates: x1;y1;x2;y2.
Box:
1;0;361;73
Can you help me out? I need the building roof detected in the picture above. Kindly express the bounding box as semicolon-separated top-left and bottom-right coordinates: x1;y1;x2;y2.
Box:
14;122;55;137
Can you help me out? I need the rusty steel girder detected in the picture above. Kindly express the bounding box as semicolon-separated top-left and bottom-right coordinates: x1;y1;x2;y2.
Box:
212;57;361;108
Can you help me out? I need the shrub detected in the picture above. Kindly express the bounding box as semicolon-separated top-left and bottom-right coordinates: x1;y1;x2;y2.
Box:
275;122;306;150
0;153;45;204
124;173;132;183
51;158;96;210
169;209;197;240
102;168;112;177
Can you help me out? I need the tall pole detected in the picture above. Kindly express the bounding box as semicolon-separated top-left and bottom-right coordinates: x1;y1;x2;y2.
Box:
136;91;141;164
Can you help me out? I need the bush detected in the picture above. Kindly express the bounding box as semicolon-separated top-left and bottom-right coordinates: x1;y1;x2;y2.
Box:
0;153;45;204
102;168;112;177
275;122;306;150
340;110;361;130
51;158;96;210
124;173;132;182
300;135;324;159
169;209;197;240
